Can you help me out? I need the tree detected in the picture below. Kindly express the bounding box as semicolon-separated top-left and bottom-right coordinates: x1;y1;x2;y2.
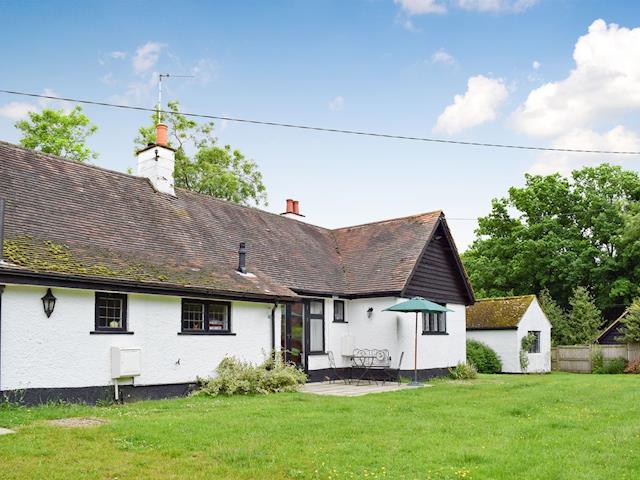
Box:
461;164;640;315
15;106;98;162
538;289;570;345
618;298;640;344
566;286;602;344
135;101;267;206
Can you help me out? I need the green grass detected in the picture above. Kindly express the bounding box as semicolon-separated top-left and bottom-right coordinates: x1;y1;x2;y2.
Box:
1;373;639;479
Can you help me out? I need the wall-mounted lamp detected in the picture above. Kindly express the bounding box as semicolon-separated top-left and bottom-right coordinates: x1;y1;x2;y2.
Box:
367;307;373;319
41;288;57;318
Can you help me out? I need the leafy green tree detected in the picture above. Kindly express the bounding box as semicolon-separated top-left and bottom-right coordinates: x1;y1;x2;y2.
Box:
538;289;570;345
566;286;602;344
462;164;640;315
15;106;98;162
617;298;640;344
135;101;267;206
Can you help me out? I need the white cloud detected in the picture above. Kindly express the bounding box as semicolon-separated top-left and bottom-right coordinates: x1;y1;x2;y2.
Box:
0;88;72;120
0;101;37;120
111;74;158;106
532;60;541;70
394;0;446;15
395;0;538;16
328;95;345;111
189;58;216;84
110;51;127;60
455;0;539;12
434;75;508;135
528;126;640;176
513;19;640;138
132;42;165;74
431;49;456;65
101;72;117;86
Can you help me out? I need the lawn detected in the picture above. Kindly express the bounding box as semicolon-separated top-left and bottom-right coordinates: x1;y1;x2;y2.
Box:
1;373;639;479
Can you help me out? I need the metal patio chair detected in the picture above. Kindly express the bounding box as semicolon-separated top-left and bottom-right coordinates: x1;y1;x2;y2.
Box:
383;351;404;385
327;351;348;384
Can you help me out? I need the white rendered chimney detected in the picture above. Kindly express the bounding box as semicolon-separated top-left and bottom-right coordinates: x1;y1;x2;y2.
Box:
136;123;176;196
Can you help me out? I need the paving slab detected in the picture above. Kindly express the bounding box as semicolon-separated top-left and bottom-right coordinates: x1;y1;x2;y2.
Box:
301;382;430;397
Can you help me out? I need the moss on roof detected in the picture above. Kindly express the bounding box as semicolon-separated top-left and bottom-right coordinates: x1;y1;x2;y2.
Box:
466;295;536;329
1;235;296;298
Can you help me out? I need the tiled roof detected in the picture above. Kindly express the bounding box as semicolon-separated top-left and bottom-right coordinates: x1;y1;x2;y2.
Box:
466;295;536;329
0;141;444;299
333;212;441;295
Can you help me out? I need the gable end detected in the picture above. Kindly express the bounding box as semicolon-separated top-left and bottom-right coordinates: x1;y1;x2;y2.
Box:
401;219;474;305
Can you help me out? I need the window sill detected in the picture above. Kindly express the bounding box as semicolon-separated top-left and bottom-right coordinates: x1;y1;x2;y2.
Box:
178;332;236;336
332;320;348;324
422;332;449;336
90;331;134;335
307;352;327;356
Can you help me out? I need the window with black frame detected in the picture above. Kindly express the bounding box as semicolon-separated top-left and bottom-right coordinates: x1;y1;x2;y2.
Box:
308;299;325;353
94;292;128;332
422;311;447;334
333;300;346;323
181;300;231;334
527;331;541;353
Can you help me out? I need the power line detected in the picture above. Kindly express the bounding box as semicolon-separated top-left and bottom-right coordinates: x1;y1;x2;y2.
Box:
2;88;640;156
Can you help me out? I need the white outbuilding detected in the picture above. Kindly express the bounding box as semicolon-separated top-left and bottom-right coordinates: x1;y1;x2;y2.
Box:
466;295;551;373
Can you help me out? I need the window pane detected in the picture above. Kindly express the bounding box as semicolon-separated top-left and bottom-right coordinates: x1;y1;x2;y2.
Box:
438;313;447;332
98;297;123;329
429;313;437;332
310;317;324;352
183;302;204;331
528;331;541;353
208;303;229;331
310;300;323;316
422;312;428;332
334;301;344;321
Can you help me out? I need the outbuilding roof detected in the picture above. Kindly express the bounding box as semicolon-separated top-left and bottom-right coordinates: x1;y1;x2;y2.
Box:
466;295;536;330
0;141;474;303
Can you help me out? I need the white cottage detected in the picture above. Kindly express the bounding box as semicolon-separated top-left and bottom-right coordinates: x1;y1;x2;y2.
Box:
466;295;551;373
0;125;475;404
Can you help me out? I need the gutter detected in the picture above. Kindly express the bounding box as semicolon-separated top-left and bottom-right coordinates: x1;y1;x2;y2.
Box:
0;268;299;304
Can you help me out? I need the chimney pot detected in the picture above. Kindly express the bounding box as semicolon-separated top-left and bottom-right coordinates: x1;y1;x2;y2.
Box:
286;199;294;214
156;123;169;147
292;200;300;215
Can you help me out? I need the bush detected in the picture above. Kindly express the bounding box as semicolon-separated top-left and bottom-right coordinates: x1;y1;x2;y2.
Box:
592;349;627;374
196;353;307;397
602;357;627;374
449;362;478;380
466;340;502;373
624;359;640;374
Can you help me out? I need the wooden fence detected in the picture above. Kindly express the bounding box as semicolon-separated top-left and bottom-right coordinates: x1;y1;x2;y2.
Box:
551;344;640;372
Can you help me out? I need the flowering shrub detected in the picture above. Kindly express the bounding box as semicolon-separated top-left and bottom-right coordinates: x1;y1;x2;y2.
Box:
196;352;307;396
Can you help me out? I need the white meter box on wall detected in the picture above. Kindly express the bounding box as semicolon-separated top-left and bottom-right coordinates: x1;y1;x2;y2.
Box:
111;346;142;379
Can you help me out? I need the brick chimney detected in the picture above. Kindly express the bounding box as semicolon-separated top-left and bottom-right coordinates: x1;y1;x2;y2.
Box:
281;198;305;220
136;123;176;196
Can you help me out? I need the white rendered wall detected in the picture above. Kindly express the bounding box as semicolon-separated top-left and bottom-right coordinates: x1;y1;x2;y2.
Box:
466;329;519;373
0;284;276;391
307;297;466;372
517;299;552;373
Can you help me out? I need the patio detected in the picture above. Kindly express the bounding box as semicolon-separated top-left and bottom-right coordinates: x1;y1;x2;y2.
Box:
301;381;428;397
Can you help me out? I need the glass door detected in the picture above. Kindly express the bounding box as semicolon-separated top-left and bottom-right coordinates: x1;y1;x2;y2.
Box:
281;303;305;369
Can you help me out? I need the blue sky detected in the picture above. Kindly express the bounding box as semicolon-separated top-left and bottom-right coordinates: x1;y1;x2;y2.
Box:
1;0;639;250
